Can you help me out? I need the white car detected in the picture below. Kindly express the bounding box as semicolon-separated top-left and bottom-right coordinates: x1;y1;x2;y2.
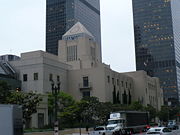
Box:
146;127;172;135
89;126;112;135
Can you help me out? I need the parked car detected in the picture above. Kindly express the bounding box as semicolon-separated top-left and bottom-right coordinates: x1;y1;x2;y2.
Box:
167;120;179;130
88;126;112;135
146;127;172;135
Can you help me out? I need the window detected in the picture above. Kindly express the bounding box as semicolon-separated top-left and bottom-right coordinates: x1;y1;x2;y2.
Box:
38;113;44;128
83;76;89;87
49;74;53;81
57;75;60;82
23;74;27;82
91;47;95;60
82;91;90;97
112;78;114;85
67;45;77;61
34;73;38;80
117;79;119;85
162;128;171;132
126;82;128;88
147;132;160;134
121;81;124;87
8;55;13;61
107;76;110;83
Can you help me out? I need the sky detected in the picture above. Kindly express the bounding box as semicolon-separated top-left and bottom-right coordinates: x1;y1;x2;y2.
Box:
0;0;136;72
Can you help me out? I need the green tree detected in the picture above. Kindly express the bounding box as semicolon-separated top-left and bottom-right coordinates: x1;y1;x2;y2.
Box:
129;101;144;111
78;97;100;126
144;104;156;122
157;106;180;122
96;102;113;125
59;101;82;127
48;91;76;127
0;80;11;103
8;91;42;126
58;98;91;128
170;107;180;120
157;106;169;122
59;96;106;127
0;81;42;127
48;91;76;112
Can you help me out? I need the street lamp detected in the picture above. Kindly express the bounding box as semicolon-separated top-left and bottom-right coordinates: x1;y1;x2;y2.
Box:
168;101;171;121
51;80;60;135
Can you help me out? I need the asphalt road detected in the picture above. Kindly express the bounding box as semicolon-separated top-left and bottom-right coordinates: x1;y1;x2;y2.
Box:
134;128;180;135
69;129;180;135
24;127;180;135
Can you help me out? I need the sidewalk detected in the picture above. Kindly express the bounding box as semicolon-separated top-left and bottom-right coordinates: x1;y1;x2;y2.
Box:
24;131;53;135
25;133;88;135
24;128;90;135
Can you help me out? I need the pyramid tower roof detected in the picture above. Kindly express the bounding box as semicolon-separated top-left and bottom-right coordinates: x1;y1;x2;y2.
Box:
63;22;94;39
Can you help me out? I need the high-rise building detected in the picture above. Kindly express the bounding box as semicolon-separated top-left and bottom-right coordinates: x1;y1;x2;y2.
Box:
132;0;180;105
46;0;101;59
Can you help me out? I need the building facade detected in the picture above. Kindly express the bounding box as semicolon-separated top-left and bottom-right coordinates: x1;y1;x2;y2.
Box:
132;0;180;105
58;22;135;104
46;0;101;59
8;22;163;127
10;51;70;94
125;71;164;111
9;51;71;128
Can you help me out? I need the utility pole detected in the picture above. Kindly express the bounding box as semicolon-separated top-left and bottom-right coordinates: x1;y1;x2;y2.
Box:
168;101;171;122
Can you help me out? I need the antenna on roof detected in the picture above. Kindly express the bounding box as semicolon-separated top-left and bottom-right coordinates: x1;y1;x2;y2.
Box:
9;49;12;54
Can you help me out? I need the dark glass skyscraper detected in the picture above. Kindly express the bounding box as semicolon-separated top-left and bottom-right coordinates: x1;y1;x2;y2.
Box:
132;0;180;105
46;0;101;58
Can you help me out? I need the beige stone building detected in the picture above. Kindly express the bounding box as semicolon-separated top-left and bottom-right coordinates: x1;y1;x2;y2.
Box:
125;71;164;111
10;51;71;128
9;22;163;128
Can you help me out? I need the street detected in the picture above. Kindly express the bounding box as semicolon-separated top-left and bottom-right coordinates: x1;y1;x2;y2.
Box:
24;128;180;135
24;126;180;135
70;129;180;135
134;128;180;135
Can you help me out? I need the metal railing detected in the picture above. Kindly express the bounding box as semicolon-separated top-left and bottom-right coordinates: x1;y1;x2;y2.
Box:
79;82;92;90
